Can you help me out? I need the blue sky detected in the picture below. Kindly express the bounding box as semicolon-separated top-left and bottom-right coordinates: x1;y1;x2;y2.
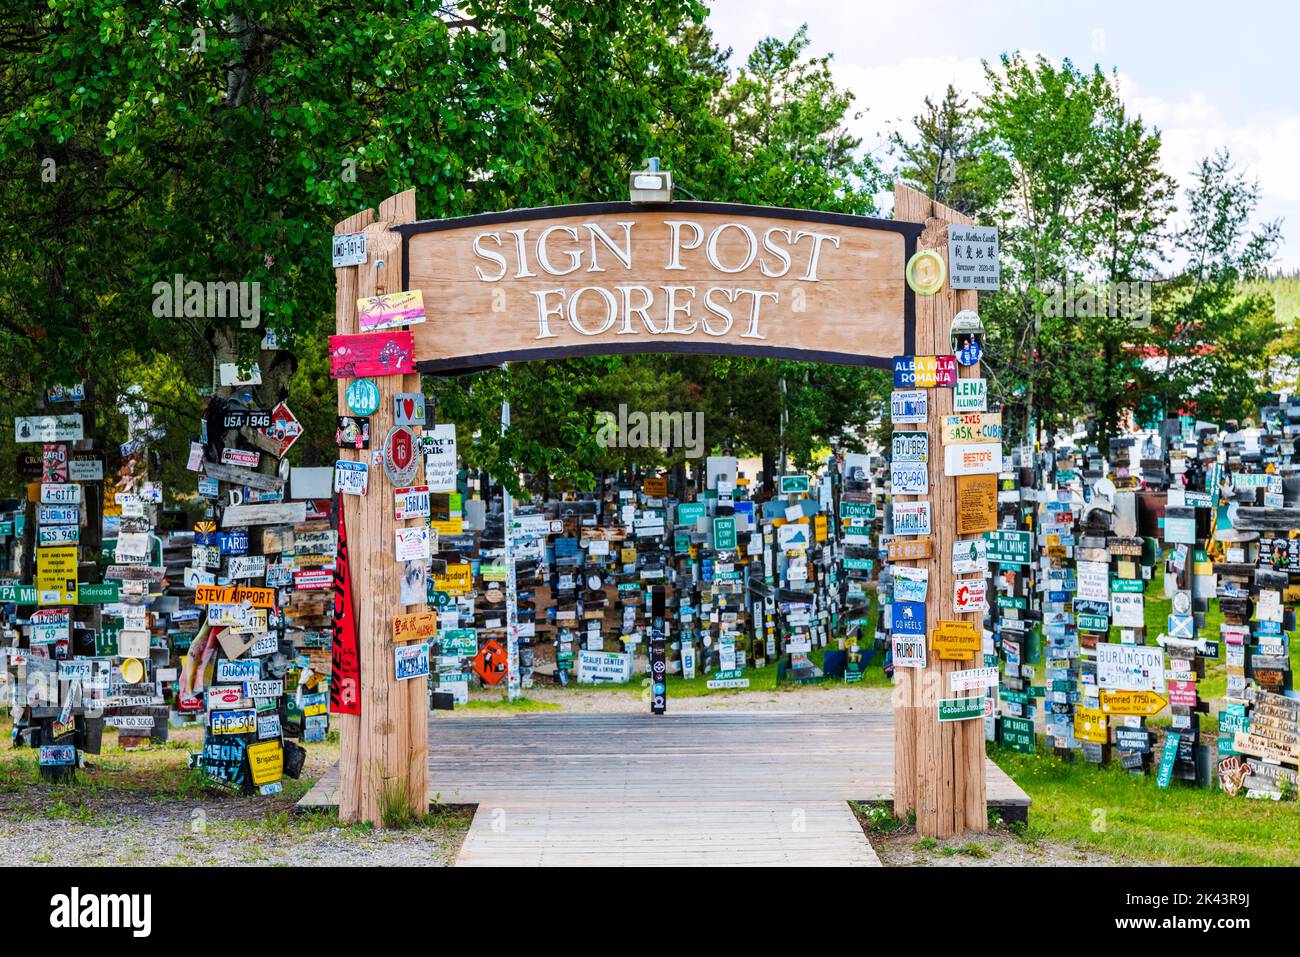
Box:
706;0;1300;270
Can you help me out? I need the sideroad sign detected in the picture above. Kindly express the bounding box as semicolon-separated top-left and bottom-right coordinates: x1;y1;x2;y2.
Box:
397;203;921;372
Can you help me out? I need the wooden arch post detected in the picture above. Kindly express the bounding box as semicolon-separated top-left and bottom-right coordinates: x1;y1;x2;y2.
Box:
333;190;429;824
892;184;987;837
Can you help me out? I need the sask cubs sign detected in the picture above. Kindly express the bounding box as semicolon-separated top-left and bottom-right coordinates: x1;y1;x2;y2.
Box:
396;202;920;372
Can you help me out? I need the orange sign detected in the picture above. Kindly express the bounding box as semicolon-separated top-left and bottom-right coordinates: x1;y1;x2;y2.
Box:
1098;689;1168;716
955;474;997;535
642;477;668;497
472;638;508;685
393;610;437;643
193;585;277;608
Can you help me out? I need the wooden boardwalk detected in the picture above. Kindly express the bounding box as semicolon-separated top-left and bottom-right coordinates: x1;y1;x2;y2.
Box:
299;711;1030;866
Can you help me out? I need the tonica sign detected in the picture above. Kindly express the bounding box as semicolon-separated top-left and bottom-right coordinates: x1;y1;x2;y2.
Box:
397;203;921;371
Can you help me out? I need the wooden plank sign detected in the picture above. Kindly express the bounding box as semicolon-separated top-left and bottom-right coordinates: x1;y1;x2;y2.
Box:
940;412;1002;445
357;290;426;332
402;204;920;373
887;537;932;561
393;610;438;643
328;329;416;379
220;502;308;527
202;459;285;492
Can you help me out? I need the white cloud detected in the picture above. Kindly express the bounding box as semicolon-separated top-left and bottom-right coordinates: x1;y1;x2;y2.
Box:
705;3;1299;269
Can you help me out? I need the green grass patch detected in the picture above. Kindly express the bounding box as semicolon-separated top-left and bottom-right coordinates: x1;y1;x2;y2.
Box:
461;696;562;713
991;743;1300;865
557;641;893;698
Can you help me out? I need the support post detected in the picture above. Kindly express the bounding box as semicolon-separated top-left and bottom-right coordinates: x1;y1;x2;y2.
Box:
892;184;987;837
333;190;428;824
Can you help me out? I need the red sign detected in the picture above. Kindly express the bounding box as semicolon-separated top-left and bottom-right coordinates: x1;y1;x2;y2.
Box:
382;425;418;486
294;569;333;591
330;494;361;715
1167;679;1197;708
328;330;416;379
259;400;303;458
934;355;957;387
472;638;508;686
42;444;69;482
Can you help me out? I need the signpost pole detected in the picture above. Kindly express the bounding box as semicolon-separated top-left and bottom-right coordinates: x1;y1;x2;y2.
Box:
892;185;987;837
333;190;429;824
502;398;520;702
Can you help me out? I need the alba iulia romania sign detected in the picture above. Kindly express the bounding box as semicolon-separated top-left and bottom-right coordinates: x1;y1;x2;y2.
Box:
396;202;922;372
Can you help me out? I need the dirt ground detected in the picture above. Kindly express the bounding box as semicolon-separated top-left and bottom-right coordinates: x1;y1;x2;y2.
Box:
859;818;1125;866
0;724;471;867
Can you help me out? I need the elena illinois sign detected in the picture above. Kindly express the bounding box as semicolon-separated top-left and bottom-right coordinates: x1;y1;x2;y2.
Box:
397;202;921;372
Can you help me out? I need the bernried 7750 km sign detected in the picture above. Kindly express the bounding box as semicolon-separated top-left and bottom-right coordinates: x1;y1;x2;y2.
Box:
397;203;922;372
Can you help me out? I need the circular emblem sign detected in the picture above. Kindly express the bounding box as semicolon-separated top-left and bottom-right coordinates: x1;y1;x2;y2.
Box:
906;249;946;295
382;425;419;487
345;378;381;416
950;309;984;366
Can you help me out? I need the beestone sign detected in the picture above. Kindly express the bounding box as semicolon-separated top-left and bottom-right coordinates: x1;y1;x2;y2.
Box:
397;203;921;371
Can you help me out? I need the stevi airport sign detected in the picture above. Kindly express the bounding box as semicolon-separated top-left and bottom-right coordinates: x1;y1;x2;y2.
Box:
397;202;921;372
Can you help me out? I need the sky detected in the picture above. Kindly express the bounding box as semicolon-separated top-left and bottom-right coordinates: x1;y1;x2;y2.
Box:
705;0;1300;270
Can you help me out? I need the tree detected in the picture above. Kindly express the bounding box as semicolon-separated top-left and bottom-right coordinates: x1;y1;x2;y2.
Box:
974;54;1173;446
891;84;997;216
1141;150;1281;424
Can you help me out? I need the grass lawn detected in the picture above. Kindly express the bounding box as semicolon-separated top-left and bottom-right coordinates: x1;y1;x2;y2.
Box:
544;641;894;698
990;743;1300;866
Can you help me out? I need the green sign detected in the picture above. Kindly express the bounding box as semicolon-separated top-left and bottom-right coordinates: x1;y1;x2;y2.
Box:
441;628;478;657
97;618;121;657
997;595;1027;610
1110;577;1144;593
712;516;737;551
1078;613;1109;632
843;557;874;571
983;530;1032;565
839;501;877;520
1156;732;1181;788
999;715;1036;753
677;502;706;525
938;695;986;722
430;590;453;608
674;533;690;554
779;475;810;495
78;582;121;604
0;584;37;605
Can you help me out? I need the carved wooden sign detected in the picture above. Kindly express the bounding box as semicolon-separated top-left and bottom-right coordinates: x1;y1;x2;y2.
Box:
397;202;920;372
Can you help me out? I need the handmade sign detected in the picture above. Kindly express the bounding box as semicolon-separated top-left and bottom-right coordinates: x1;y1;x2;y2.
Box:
393;392;426;427
400;205;921;372
329;330;416;378
357;289;426;332
955;474;997;535
345;379;381;415
336;416;370;448
393;610;438;643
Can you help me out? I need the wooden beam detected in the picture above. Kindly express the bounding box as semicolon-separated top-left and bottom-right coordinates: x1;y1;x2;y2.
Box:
892;184;987;838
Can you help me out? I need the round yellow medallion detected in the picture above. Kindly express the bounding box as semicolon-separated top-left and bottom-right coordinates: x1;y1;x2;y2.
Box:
120;657;145;684
906;249;946;295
